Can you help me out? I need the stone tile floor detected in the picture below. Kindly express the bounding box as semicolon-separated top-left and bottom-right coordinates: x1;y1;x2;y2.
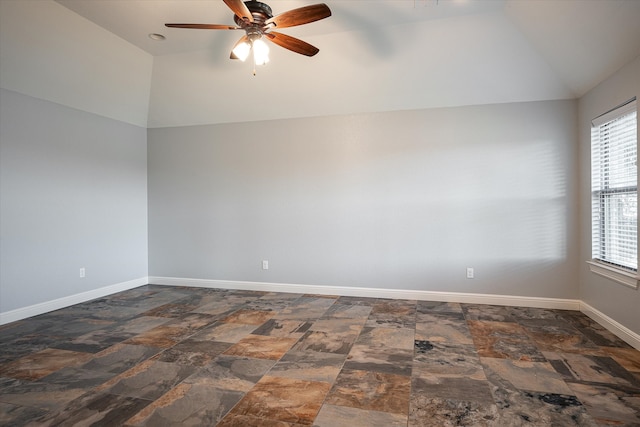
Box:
0;284;639;426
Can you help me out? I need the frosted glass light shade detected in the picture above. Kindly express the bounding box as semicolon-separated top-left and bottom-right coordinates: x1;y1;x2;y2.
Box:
232;41;251;62
253;39;270;65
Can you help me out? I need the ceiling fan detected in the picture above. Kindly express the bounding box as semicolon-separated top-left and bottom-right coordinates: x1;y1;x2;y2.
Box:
165;0;331;70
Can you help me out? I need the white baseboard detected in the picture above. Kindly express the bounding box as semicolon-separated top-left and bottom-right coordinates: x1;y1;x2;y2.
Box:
5;276;637;350
148;276;581;311
151;277;640;348
0;276;149;325
580;302;640;350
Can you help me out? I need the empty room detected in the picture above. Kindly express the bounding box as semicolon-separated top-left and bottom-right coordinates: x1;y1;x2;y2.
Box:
1;0;639;425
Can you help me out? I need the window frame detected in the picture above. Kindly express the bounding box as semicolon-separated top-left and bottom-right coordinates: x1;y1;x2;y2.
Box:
588;98;639;289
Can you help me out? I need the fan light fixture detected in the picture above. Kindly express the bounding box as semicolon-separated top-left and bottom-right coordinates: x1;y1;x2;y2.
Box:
232;35;270;65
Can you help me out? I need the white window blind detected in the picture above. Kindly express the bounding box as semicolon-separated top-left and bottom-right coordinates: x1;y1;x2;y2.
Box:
591;98;637;271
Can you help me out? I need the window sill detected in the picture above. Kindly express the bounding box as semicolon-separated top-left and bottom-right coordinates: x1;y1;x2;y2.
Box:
587;261;639;290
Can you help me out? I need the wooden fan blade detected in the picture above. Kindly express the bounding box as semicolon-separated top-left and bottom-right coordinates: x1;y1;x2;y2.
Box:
223;0;254;22
265;31;319;57
265;4;331;29
230;35;249;59
165;23;239;30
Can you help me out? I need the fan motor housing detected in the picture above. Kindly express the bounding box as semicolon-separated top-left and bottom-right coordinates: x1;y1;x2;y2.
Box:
234;1;273;26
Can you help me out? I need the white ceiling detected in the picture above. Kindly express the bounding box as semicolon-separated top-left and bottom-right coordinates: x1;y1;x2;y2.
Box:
4;0;640;128
56;0;507;56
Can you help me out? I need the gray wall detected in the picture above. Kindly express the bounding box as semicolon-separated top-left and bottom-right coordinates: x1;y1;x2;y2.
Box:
578;57;640;334
0;89;148;313
148;99;579;298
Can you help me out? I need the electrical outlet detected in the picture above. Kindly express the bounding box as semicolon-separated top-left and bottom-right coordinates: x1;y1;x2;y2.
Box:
466;267;474;279
79;267;86;278
262;260;269;270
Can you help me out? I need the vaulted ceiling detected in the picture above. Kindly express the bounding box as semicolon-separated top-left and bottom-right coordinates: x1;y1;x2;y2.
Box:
1;0;639;128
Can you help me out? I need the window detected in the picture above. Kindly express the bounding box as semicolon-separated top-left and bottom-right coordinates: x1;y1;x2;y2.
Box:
589;98;638;287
